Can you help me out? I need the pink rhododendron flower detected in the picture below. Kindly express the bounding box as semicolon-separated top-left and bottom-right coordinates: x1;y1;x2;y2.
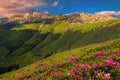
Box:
116;62;120;69
45;75;49;79
33;69;38;73
68;70;76;77
96;55;102;59
94;50;103;56
28;78;32;80
12;78;16;80
35;78;38;80
115;52;120;57
18;74;25;79
104;73;110;79
55;73;62;78
74;64;79;68
58;61;65;67
94;71;99;75
78;75;83;80
94;71;102;76
92;63;99;68
51;68;57;74
68;56;76;63
80;64;89;69
80;64;86;69
98;73;102;76
104;59;119;67
30;75;35;79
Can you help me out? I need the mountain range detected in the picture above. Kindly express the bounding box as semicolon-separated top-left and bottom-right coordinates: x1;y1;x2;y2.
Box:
0;12;116;24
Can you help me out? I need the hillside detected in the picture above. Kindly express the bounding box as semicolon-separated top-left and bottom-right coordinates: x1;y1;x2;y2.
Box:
0;17;120;75
0;39;120;80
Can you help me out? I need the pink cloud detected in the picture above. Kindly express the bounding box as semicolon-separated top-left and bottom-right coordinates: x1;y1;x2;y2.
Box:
95;11;120;16
0;0;46;18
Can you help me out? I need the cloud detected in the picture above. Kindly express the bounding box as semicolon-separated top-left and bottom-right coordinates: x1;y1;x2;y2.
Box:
44;11;49;14
53;1;58;6
0;0;46;18
95;11;120;17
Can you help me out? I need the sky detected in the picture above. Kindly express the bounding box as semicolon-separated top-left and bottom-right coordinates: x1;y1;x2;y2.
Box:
0;0;120;18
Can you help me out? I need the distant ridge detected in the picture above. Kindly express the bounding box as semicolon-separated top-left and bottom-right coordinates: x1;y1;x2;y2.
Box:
0;12;117;24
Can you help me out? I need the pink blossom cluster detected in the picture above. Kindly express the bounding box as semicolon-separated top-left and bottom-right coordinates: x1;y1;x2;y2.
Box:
94;50;103;56
115;52;120;57
58;61;65;67
68;70;76;77
80;64;89;69
18;74;25;79
68;55;77;63
104;73;111;79
94;71;111;79
92;63;99;68
104;59;120;69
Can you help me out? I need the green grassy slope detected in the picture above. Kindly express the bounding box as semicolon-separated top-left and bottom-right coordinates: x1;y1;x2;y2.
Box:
0;19;120;75
11;23;41;30
40;19;120;33
0;39;120;80
32;21;120;57
12;20;120;69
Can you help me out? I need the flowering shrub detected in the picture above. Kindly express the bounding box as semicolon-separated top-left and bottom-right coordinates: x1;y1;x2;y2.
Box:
74;64;79;68
12;50;120;80
94;50;103;56
104;58;120;69
58;61;65;67
18;74;24;79
68;70;76;77
68;55;77;63
115;52;120;57
80;64;89;69
92;63;99;68
104;73;110;79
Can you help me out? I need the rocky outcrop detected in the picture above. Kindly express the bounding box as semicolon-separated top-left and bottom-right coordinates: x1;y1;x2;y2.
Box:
56;12;116;23
7;12;54;23
55;12;81;23
80;13;116;23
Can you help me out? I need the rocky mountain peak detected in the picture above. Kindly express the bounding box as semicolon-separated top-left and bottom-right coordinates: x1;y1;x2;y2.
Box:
0;12;117;24
55;12;116;23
